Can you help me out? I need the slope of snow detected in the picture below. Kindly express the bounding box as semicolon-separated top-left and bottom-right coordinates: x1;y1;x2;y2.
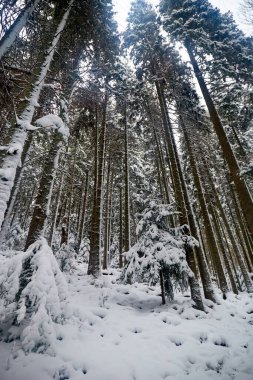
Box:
0;264;252;380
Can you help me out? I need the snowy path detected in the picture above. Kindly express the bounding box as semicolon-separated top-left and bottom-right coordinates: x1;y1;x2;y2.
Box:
0;265;253;380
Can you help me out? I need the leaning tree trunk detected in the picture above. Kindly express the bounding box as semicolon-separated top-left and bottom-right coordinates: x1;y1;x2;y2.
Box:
0;133;33;244
0;0;74;230
25;130;64;249
17;129;65;299
189;144;229;297
185;40;253;242
203;159;253;293
0;0;41;60
211;207;238;294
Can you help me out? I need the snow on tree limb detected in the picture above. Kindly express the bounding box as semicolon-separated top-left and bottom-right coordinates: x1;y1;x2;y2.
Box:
0;0;74;231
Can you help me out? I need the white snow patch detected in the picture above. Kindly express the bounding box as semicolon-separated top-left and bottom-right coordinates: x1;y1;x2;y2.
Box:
35;114;69;138
0;264;252;380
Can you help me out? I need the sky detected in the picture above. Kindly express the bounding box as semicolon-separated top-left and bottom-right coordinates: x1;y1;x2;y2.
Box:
112;0;250;34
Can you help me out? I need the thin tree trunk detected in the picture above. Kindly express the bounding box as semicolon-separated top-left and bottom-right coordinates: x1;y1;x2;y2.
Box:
210;204;238;294
103;158;111;270
186;41;253;241
21;181;37;230
219;219;243;292
179;114;229;297
124;102;131;255
229;183;253;269
107;171;114;265
48;170;65;246
159;270;166;305
155;81;205;309
203;160;253;293
119;186;123;269
77;170;89;250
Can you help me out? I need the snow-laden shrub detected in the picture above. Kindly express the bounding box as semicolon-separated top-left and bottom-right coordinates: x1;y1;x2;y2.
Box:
55;243;77;272
0;238;68;353
78;236;90;263
108;237;119;268
2;222;27;250
122;201;196;301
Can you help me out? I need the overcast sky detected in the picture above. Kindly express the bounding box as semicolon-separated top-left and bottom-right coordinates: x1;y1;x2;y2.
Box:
113;0;249;34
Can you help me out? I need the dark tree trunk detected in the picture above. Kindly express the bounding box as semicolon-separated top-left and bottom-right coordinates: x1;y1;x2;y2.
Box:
88;93;108;277
25;131;63;250
186;41;253;242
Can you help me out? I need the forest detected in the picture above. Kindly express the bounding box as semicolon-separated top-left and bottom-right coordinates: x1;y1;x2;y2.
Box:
0;0;253;379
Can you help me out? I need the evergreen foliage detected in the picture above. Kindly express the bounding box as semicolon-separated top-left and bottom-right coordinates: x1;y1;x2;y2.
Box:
122;200;196;301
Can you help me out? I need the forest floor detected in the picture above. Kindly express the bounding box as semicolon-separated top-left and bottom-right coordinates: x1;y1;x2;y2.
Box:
0;263;253;380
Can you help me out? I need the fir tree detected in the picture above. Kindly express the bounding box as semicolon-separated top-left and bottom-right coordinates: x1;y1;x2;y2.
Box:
122;200;197;304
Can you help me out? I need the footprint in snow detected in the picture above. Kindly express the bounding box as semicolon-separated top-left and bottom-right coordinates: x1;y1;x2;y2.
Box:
53;367;70;380
169;336;183;346
187;356;196;365
206;358;224;373
212;336;229;347
193;331;208;344
162;316;181;326
130;327;142;334
93;309;107;319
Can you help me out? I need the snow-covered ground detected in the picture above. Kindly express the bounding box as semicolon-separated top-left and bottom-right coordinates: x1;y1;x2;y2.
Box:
0;264;253;380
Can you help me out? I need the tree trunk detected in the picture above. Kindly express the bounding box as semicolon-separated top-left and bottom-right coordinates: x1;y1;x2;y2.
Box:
0;0;41;60
203;160;253;293
186;41;253;241
102;158;111;270
159;270;166;305
179;115;229;297
0;133;33;243
88;92;108;277
48;170;65;246
119;186;123;269
25;131;63;249
155;81;205;309
0;0;74;230
77;170;89;250
124;103;131;255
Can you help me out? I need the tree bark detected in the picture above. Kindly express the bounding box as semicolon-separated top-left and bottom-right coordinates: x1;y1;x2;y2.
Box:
155;80;205;309
77;170;89;250
119;186;123;269
124;103;131;255
178;110;228;297
0;0;74;230
0;0;41;60
25;131;63;249
186;41;253;241
102;158;111;270
88;92;108;277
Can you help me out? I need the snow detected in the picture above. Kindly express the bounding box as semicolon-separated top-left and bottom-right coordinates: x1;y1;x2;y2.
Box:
0;0;74;229
0;262;252;380
0;0;41;60
0;239;68;354
35;114;69;138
